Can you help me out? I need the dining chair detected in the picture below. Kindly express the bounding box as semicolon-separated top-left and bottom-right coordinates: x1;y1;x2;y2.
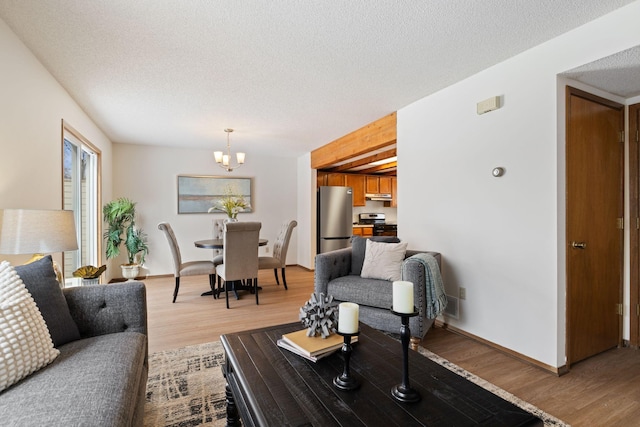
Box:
158;222;217;303
212;218;225;281
216;221;262;309
258;220;297;290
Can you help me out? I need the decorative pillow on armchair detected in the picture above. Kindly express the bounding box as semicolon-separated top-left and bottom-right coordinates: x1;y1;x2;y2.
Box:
350;235;401;275
360;239;408;281
0;261;60;392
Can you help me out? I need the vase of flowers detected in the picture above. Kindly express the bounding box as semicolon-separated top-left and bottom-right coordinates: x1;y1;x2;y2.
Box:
208;186;251;221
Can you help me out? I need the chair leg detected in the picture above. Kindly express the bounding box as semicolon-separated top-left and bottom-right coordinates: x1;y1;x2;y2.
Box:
273;269;280;285
281;268;288;290
255;277;259;305
233;281;239;300
224;279;230;309
209;274;216;299
172;277;180;303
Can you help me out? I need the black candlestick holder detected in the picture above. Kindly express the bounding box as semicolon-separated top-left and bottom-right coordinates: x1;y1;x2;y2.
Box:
333;331;360;391
390;308;421;403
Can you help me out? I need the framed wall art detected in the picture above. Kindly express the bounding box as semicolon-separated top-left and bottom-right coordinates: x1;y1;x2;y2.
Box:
177;175;253;214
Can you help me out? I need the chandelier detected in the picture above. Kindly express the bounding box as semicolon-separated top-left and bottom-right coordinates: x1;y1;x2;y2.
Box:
214;128;245;172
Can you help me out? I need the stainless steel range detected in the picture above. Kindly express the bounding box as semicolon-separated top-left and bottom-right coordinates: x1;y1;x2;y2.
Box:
358;213;397;237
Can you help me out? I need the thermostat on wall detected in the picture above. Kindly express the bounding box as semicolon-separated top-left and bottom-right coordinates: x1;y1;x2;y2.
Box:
477;96;501;115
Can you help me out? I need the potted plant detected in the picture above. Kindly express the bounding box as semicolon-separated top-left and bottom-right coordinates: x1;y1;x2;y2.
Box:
73;265;107;285
103;198;149;280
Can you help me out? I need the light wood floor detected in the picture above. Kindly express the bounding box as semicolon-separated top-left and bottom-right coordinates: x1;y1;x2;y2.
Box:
145;267;640;426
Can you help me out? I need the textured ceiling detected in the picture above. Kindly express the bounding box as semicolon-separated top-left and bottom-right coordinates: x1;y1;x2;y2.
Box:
0;0;636;158
562;46;640;98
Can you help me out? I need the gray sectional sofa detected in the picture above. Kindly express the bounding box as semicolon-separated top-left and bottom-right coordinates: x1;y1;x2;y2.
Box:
314;237;441;347
0;256;148;427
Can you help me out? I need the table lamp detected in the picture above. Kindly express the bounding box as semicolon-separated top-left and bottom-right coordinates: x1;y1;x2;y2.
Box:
0;209;79;284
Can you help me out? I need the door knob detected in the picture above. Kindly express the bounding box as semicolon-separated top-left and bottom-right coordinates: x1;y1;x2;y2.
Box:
571;241;587;249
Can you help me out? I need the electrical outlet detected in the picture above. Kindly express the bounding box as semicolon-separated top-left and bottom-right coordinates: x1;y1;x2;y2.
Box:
459;287;466;300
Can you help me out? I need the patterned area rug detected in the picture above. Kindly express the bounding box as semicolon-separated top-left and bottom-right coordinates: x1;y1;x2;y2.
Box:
144;341;227;427
144;341;568;427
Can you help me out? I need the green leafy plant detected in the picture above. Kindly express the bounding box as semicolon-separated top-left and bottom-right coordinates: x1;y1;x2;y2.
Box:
103;198;149;265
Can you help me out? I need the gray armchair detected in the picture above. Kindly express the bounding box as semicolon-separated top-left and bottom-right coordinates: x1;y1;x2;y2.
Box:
258;220;297;289
216;221;262;308
158;222;217;302
314;238;441;348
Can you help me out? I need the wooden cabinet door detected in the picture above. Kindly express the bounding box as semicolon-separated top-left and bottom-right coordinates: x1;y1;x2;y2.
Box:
317;171;328;187
327;173;347;186
353;228;363;236
379;176;392;194
346;174;365;206
362;227;373;237
366;176;379;193
391;177;397;207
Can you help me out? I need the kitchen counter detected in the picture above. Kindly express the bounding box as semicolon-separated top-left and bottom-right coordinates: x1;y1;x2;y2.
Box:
353;224;374;228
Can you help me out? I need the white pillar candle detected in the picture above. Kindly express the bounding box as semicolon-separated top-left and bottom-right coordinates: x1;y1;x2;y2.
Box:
338;302;359;334
393;281;414;314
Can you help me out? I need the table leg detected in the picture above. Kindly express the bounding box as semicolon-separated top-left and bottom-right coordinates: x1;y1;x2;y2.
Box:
222;364;241;427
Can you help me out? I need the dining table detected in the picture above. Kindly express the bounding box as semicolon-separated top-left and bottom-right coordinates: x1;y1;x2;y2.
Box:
194;238;269;297
194;238;268;249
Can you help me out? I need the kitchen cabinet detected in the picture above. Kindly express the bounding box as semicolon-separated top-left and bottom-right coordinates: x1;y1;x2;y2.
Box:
353;226;373;237
366;175;392;194
317;171;328;187
346;174;365;206
366;176;378;193
379;176;392;194
327;173;347;186
318;172;365;207
390;177;397;207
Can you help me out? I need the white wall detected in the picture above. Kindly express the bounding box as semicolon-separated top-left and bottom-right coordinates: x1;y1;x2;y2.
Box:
296;153;315;270
0;17;113;266
398;1;640;368
112;143;299;278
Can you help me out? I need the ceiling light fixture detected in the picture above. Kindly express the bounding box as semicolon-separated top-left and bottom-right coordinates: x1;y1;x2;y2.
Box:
214;128;245;172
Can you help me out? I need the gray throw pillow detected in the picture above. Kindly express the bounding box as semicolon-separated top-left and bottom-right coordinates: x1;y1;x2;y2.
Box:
15;255;81;347
350;235;401;276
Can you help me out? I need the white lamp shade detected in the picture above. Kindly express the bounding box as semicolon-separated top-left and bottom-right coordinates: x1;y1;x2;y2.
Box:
222;154;230;166
236;152;246;164
0;209;78;255
214;151;223;163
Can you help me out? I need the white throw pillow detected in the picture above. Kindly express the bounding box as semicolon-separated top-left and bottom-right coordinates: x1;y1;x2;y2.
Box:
0;261;59;392
360;240;408;281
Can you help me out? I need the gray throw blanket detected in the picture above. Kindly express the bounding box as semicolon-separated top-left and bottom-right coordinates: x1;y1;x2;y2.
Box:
402;253;447;319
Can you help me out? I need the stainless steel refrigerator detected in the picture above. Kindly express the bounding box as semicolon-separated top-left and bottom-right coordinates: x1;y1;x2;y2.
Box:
317;186;353;253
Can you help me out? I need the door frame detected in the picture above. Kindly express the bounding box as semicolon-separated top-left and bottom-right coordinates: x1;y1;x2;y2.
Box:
630;103;640;348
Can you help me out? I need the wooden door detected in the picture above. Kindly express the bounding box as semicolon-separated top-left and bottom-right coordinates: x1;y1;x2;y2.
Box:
630;103;640;348
566;87;624;366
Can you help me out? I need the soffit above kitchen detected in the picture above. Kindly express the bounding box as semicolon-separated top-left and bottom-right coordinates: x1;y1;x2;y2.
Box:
311;113;397;176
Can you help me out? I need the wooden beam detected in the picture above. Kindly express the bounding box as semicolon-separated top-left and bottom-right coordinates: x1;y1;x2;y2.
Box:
323;148;397;172
358;161;397;174
311;112;396;169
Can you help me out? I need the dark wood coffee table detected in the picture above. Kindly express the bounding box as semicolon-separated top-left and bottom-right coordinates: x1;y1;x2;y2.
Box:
220;322;543;426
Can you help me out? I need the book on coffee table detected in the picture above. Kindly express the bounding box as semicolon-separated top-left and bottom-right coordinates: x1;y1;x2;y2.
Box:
276;339;337;362
277;329;358;361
